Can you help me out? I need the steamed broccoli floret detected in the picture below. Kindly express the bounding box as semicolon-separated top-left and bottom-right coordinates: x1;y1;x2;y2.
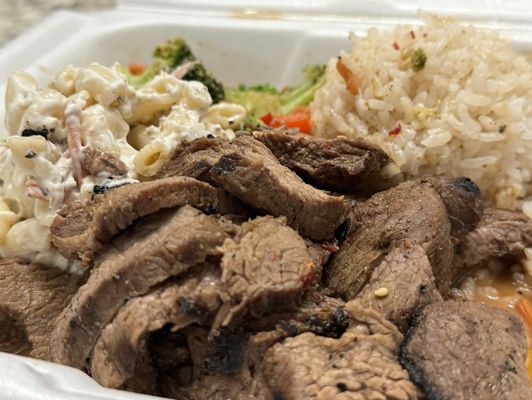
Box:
182;63;225;103
122;38;225;103
225;64;326;126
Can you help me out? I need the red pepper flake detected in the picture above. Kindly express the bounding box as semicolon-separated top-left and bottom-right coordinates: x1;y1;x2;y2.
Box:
319;242;340;253
260;113;273;125
410;30;416;39
392;41;400;50
301;270;316;286
388;123;402;136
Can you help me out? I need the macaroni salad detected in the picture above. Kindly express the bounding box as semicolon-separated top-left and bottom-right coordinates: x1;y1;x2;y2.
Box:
0;63;245;270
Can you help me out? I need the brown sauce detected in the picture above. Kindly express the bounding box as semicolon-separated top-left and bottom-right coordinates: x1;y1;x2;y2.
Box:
460;259;532;309
458;258;532;376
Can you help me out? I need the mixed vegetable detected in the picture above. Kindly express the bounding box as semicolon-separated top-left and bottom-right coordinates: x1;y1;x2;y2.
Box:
122;38;326;134
225;65;326;132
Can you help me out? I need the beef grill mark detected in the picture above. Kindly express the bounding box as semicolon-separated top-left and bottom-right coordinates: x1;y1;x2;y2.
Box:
50;176;241;266
52;206;229;371
160;134;347;241
203;328;251;375
166;327;274;400
399;300;532;400
252;129;389;192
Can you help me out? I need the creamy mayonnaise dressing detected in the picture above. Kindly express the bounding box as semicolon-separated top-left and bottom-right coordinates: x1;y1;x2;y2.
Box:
0;63;245;270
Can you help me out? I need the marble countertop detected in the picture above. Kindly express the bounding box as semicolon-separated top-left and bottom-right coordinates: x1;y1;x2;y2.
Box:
0;0;115;46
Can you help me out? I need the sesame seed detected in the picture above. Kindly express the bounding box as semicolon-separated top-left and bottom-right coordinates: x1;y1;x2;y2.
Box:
374;287;389;298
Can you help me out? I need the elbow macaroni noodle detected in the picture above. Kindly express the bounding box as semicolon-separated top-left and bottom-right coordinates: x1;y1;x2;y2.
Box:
0;62;246;270
133;139;172;177
5;71;41;134
0;198;18;245
204;102;247;129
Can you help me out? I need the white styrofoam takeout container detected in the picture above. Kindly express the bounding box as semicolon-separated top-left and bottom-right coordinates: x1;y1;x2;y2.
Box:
0;0;531;398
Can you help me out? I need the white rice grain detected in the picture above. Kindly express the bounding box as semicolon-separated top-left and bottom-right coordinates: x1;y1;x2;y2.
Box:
311;15;532;208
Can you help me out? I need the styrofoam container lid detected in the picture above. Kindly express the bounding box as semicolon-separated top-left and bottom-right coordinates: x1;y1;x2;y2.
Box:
0;1;531;398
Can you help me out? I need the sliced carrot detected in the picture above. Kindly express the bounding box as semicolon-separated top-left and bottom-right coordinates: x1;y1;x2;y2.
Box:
128;63;148;75
271;113;311;134
336;58;359;96
515;298;532;330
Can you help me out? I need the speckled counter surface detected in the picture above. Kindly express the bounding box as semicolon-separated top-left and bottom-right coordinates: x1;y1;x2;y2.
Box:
0;0;115;46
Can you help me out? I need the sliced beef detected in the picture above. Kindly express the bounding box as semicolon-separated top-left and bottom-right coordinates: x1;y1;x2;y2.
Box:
165;327;274;400
356;243;443;332
160;134;347;241
425;176;483;241
91;264;221;395
260;300;419;400
0;259;81;360
164;296;349;400
50;176;240;266
253;129;389;192
213;216;316;330
159;294;348;400
52;205;228;370
456;208;532;269
80;145;128;177
399;300;532;400
169;372;272;400
160;136;224;180
242;294;348;340
324;177;482;299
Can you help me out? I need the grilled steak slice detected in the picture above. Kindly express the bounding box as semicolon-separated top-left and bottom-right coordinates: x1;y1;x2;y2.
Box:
242;294;348;341
165;296;348;400
169;373;273;400
456;208;532;269
50;176;239;266
165;327;274;400
260;300;419;400
253;129;389;192
158;294;347;399
91;265;221;394
426;176;483;241
52;205;228;370
325;177;482;299
356;244;443;332
213;216;315;330
399;300;532;400
0;259;81;360
80;146;128;177
161;134;347;241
